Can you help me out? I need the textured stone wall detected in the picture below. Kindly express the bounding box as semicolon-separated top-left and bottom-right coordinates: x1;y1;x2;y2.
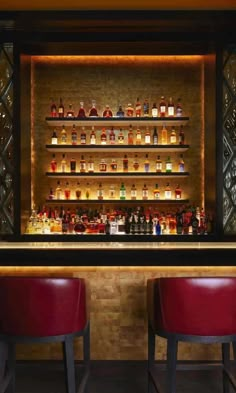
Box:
30;55;206;216
0;266;235;361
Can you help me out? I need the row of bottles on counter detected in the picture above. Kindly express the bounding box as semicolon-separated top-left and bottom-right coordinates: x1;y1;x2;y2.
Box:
26;205;213;235
49;181;183;201
50;153;185;173
51;124;185;146
50;97;184;118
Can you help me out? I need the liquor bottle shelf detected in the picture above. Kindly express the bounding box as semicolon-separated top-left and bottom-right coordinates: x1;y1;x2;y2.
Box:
45;199;189;204
46;144;189;152
46;172;189;178
46;116;189;127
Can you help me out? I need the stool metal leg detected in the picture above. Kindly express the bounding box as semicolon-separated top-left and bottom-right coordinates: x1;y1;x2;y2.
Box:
148;324;156;393
6;343;15;393
222;343;230;393
82;322;90;393
63;336;76;393
166;336;178;393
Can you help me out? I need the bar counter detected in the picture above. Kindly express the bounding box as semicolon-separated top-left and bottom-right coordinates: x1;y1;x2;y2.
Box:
0;241;236;265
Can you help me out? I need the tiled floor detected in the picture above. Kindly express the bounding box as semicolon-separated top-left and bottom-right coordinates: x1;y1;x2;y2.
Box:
14;361;235;393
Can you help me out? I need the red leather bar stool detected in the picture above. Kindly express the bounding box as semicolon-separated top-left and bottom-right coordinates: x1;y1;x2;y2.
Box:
147;277;236;393
0;276;90;393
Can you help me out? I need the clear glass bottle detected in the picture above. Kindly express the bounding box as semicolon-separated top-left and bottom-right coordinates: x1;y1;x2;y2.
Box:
109;185;116;199
78;101;86;118
97;183;104;200
161;123;167;145
142;184;148;200
164;182;172;199
167;97;175;117
61;154;67;172
144;127;151;145
90;126;96;145
80;127;86;144
50;154;57;172
136;128;142;145
130;184;137;200
170;126;177;144
89;100;98;117
51;129;58;145
60;125;67;144
55;181;62;200
71;124;77;145
120;183;126;200
58;98;64;118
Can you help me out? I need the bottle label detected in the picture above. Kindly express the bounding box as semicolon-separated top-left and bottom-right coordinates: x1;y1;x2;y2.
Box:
166;163;172;171
131;190;137;199
170;135;176;144
90;136;96;145
72;134;77;144
156;163;162;172
88;163;94;172
51;137;58;145
160;105;166;114
168;107;174;116
142;190;148;199
165;190;172;199
154;191;160;199
152;108;158;117
100;163;107;171
179;163;185;172
145;135;151;144
144;163;150;172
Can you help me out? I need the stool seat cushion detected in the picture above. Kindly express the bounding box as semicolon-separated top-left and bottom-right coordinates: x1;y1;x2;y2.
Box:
0;277;87;337
147;277;236;336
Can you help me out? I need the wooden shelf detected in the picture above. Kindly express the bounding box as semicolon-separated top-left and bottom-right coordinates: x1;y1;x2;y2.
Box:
46;199;189;204
46;144;189;153
46;116;189;127
46;172;189;178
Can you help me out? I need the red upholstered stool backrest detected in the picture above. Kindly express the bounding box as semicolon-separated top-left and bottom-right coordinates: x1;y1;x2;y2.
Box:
147;277;236;336
0;277;87;336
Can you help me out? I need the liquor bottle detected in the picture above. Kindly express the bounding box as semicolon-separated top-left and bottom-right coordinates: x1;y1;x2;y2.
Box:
143;99;149;117
176;210;183;234
75;182;82;200
80;127;86;144
142;184;148;200
99;158;107;172
55;181;62;200
153;183;160;199
123;154;129;172
85;183;90;199
58;98;64;118
136;128;142;145
155;220;161;235
191;210;199;235
120;183;126;200
176;98;183;117
109;127;116;144
118;128;124;144
130;184;137;200
153;127;158;144
66;104;74;117
51;129;58;145
78;101;86;118
144;154;150;173
109;185;116;199
116;105;124;117
70;157;76;173
151;103;158;117
179;125;185;145
128;124;134;145
167;97;175;117
175;184;182;199
159;96;166;117
144;127;151;144
50;154;57;172
97;183;104;200
110;159;117;172
179;154;185;172
161;123;167;144
61;154;67;172
90;126;96;145
165;156;172;172
64;182;71;200
87;156;94;173
71;124;77;145
79;155;86;173
101;128;107;144
170;126;177;144
60;125;67;144
135;98;142;117
164;182;172;199
126;103;134;117
89;100;98;117
103;105;113;117
50;99;57;117
133;154;139;171
156;155;162;172
105;219;111;235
